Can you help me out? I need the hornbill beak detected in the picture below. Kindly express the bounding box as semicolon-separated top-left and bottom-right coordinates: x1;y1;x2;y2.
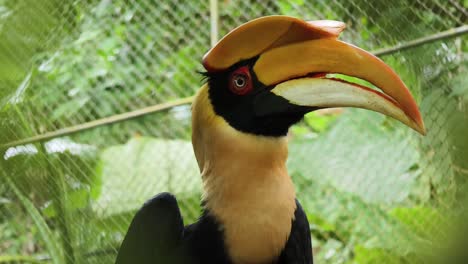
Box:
203;16;426;135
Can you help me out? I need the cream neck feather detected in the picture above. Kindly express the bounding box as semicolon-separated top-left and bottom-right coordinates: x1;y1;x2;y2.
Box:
191;85;296;264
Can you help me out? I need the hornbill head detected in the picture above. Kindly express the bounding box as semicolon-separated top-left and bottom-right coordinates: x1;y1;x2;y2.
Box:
193;16;425;145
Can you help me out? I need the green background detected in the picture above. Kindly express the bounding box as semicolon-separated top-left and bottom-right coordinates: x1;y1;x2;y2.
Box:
0;0;467;263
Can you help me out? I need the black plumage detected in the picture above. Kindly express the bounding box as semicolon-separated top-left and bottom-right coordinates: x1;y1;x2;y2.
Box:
116;193;312;264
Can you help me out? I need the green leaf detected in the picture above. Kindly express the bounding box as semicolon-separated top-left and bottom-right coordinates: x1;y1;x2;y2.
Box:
51;96;90;121
354;245;424;264
290;109;421;205
0;255;43;263
3;176;63;264
307;213;335;232
290;125;316;138
92;137;201;217
42;188;90;218
316;239;350;263
304;111;339;133
389;207;448;241
294;176;426;255
449;73;468;102
276;0;306;17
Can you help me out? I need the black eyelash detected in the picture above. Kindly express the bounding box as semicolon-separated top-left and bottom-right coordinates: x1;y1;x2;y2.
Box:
198;71;209;83
198;70;226;85
198;70;216;84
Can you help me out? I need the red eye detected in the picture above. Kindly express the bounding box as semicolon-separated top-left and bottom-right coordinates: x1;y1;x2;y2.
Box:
229;66;253;95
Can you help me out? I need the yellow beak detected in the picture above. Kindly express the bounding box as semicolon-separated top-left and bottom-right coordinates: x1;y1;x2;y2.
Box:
203;16;426;135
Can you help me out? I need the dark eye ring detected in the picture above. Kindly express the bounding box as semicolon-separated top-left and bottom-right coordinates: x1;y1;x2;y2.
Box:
229;66;253;95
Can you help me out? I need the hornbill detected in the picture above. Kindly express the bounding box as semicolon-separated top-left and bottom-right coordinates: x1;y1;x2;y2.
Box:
116;16;425;264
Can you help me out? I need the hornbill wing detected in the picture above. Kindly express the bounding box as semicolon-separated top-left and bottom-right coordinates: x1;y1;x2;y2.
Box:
279;200;313;264
115;192;188;264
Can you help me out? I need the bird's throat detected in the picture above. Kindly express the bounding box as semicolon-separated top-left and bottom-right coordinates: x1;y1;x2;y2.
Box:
202;136;296;263
192;86;297;263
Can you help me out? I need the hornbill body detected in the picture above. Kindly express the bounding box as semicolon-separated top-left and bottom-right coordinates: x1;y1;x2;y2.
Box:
116;16;425;264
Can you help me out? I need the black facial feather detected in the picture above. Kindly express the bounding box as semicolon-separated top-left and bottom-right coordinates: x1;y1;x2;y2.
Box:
202;58;311;137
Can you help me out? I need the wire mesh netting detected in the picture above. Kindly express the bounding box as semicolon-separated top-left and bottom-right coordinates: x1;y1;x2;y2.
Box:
0;0;467;263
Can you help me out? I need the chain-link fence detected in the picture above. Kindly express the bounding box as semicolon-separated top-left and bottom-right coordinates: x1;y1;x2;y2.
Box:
0;0;467;263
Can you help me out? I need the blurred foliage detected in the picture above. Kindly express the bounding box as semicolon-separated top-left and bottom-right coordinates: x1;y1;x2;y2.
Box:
93;137;201;219
0;0;467;263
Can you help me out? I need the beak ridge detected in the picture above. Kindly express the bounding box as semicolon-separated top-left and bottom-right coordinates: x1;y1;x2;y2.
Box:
203;16;347;71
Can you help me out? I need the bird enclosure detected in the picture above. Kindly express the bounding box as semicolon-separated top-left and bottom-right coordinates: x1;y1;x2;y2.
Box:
0;0;467;263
